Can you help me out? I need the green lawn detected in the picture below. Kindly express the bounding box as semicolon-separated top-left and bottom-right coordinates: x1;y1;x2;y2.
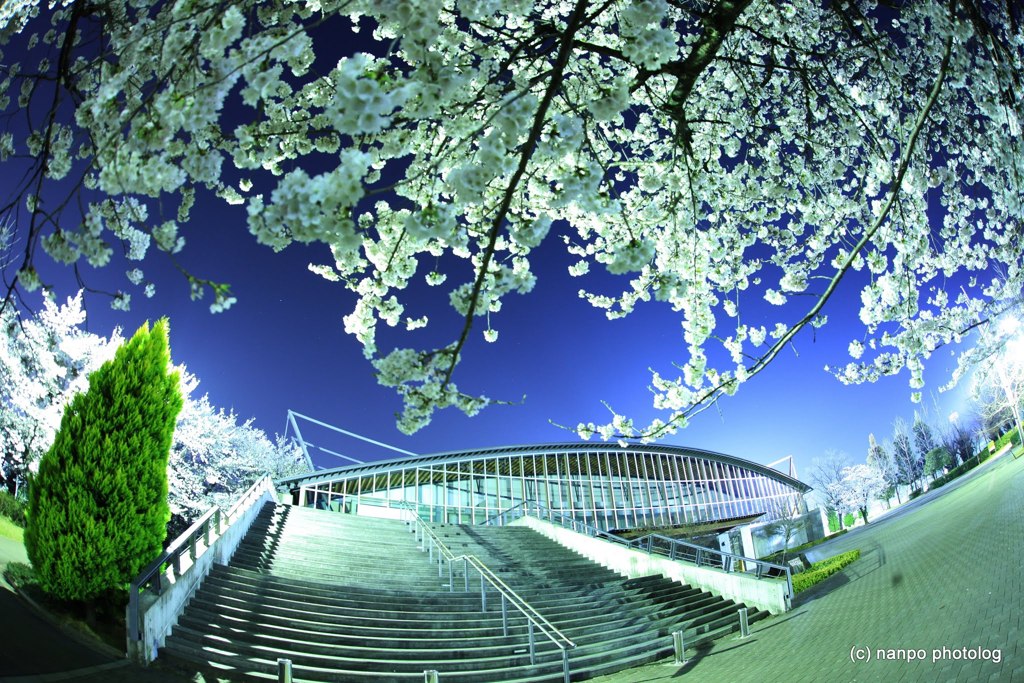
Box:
0;515;24;542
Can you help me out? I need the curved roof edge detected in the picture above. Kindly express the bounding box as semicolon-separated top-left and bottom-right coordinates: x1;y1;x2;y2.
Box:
277;441;811;493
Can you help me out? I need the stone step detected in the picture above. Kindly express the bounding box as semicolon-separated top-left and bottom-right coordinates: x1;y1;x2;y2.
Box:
210;562;697;616
193;581;664;632
179;598;666;651
163;504;775;683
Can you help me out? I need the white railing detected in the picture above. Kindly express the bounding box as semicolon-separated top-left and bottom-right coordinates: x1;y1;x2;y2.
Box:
400;507;576;682
126;475;277;662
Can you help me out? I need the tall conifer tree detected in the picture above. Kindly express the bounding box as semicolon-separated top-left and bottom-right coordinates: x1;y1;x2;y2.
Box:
25;319;182;601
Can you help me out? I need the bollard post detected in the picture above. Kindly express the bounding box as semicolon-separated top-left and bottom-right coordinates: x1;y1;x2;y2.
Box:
424;670;439;683
672;630;687;664
501;594;509;636
738;607;750;637
277;658;293;683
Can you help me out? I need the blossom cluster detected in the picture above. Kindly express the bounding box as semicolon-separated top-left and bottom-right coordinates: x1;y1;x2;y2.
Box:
1;0;1022;439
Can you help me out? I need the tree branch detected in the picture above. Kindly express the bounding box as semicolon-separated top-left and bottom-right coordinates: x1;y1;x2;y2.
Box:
440;0;593;389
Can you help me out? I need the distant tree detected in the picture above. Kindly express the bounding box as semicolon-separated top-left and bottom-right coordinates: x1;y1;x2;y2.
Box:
867;433;900;506
25;320;182;602
912;412;937;473
924;446;952;478
0;293;121;495
762;496;803;563
970;321;1024;447
941;419;976;468
809;451;849;530
892;418;923;492
838;464;887;525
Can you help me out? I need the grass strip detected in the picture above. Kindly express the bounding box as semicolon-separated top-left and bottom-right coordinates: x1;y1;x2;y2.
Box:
793;549;861;593
0;514;24;542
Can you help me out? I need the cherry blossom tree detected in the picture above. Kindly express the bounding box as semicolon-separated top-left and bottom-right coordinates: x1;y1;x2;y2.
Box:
970;317;1024;447
169;369;308;536
1;1;1022;437
0;292;122;494
837;462;887;524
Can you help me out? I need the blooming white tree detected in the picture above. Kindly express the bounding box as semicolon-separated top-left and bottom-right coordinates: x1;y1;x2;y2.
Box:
1;1;1021;437
0;292;122;493
970;317;1024;446
837;462;887;524
169;369;308;534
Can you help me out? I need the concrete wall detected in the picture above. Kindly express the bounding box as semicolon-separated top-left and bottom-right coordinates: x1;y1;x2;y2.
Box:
128;484;277;664
512;515;791;614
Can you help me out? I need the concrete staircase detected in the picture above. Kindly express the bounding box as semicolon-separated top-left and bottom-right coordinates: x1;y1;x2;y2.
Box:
161;504;767;681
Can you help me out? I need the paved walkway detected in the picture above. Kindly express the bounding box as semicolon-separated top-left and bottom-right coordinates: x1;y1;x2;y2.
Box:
2;450;1021;682
0;538;119;679
593;450;1024;683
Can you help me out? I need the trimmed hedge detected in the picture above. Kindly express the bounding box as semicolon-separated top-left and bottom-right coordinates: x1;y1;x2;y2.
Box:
929;444;1000;490
0;491;27;527
793;549;861;593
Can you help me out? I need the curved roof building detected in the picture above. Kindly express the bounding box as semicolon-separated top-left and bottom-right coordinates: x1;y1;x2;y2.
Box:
279;442;810;532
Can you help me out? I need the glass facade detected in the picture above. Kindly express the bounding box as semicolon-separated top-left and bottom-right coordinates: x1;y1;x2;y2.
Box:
279;444;810;532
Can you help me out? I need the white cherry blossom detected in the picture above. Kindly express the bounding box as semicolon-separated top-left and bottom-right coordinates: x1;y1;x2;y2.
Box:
0;0;1021;438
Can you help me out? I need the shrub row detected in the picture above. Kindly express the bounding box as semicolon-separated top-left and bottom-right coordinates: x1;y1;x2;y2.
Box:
3;562;36;591
793;549;861;594
929;446;997;490
0;491;27;527
990;426;1021;453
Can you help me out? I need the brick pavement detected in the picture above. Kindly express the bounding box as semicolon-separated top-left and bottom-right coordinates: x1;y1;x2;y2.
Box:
592;450;1024;683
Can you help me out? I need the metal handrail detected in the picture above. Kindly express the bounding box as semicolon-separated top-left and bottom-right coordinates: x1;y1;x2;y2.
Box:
400;508;576;680
490;501;794;609
127;475;276;644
